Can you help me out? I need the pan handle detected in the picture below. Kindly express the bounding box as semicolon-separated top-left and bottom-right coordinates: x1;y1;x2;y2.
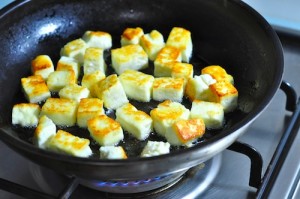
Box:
0;175;79;199
0;177;55;199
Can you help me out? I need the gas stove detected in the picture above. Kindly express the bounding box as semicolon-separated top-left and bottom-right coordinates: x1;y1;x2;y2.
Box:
1;1;300;199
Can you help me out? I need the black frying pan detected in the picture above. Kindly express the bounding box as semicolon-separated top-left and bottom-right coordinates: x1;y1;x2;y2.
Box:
0;0;283;181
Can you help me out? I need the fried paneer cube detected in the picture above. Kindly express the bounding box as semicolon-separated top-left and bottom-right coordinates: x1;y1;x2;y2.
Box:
93;74;129;110
31;55;54;80
83;47;107;75
33;115;56;149
165;118;205;147
116;103;153;140
56;56;80;81
77;98;104;128
12;103;40;127
201;65;234;84
119;70;154;102
21;75;51;103
121;27;144;46
40;98;78;126
185;74;216;101
141;141;170;157
59;84;90;103
152;77;185;102
99;146;128;159
81;70;106;95
190;100;224;129
47;130;92;157
154;46;182;77
150;100;190;137
139;30;165;61
111;44;148;75
81;70;106;87
60;38;87;64
209;81;238;113
82;30;112;50
171;62;194;83
87;115;124;146
166;27;192;63
47;70;76;92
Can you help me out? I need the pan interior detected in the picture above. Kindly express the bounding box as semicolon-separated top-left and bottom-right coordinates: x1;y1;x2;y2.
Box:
0;0;283;159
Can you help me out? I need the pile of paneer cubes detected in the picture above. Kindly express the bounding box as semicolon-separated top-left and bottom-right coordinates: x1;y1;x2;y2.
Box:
11;27;238;159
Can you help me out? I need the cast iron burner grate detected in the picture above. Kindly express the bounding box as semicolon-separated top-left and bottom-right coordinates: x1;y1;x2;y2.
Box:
0;81;299;199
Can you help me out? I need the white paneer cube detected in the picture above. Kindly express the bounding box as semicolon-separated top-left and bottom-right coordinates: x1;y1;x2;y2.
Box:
111;44;148;75
59;84;90;103
83;47;107;75
209;81;238;113
82;30;112;50
99;146;127;159
166;27;192;63
139;30;165;61
121;27;144;46
190;100;224;129
77;98;104;128
119;70;154;102
56;56;80;81
116;103;153;140
165;118;205;147
47;71;76;92
60;38;87;64
40;98;78;126
150;100;190;137
93;74;129;110
33;115;56;149
87;115;124;146
21;75;51;103
47;130;92;157
152;77;185;102
141;141;170;157
201;65;234;84
185;74;216;101
31;55;54;80
154;46;182;77
12;103;40;127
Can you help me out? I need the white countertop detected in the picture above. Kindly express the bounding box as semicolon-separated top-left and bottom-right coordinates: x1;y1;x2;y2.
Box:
243;0;300;35
2;1;299;35
0;0;14;9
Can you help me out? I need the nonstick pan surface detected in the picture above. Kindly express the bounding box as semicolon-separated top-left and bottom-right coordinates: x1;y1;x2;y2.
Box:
0;0;283;181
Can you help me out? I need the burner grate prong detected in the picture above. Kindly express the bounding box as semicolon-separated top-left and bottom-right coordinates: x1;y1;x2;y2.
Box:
227;141;263;188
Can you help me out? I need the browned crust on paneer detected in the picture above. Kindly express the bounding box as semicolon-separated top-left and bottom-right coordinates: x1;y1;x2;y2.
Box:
121;27;144;40
31;55;53;72
210;81;238;98
173;118;205;143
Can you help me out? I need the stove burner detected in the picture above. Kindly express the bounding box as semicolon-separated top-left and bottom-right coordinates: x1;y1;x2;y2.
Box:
28;154;221;198
79;172;185;193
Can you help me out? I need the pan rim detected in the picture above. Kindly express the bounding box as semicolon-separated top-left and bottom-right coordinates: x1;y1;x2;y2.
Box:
0;0;284;165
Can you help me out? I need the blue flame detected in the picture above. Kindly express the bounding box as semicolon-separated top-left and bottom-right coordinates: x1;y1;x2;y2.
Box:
94;174;170;187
